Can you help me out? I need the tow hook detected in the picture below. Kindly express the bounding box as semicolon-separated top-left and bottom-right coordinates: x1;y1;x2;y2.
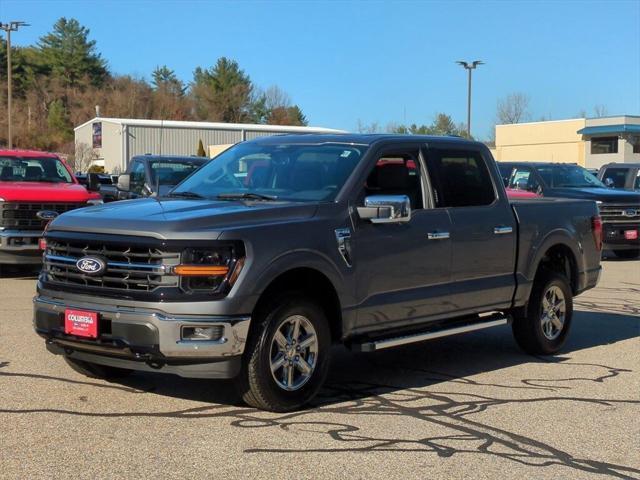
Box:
145;360;165;369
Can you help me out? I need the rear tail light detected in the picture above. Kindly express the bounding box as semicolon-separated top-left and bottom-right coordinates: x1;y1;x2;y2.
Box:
39;238;47;251
591;215;603;251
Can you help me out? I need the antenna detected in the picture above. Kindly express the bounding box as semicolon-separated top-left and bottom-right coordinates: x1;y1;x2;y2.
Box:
159;118;164;155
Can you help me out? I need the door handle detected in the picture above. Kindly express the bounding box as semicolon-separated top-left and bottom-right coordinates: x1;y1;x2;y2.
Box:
494;226;513;235
427;231;450;240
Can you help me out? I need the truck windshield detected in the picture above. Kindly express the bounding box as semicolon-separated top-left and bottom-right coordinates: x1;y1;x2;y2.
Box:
171;142;367;202
149;161;203;185
0;156;73;183
537;165;606;188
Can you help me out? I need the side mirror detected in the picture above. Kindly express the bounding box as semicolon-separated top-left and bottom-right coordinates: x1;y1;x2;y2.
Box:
117;173;131;192
86;173;101;192
357;195;411;224
604;178;614;188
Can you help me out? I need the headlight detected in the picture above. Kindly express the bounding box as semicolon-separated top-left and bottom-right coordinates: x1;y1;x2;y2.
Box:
174;244;245;293
86;199;104;206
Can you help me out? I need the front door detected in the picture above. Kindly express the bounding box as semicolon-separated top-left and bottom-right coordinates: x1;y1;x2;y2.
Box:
353;145;453;333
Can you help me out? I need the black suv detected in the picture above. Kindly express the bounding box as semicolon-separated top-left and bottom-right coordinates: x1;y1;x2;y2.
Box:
500;162;640;259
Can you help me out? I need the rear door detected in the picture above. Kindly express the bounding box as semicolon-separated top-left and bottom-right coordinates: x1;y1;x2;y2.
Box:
425;145;517;313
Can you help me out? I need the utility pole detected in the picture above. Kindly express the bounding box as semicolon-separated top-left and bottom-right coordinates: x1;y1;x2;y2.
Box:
456;60;484;138
1;21;29;149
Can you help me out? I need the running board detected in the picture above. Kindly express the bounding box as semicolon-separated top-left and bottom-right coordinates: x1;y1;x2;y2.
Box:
351;314;509;353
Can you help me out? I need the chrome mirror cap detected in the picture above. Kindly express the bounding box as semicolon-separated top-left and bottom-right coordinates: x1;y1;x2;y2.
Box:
357;195;411;224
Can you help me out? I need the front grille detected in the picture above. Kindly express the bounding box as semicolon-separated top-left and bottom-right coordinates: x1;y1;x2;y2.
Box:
599;204;640;224
0;202;87;230
43;238;180;292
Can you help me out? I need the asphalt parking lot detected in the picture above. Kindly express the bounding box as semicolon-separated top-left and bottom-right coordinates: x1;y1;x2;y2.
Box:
0;255;638;479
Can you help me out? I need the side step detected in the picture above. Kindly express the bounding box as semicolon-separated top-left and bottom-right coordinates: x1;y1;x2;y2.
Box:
351;313;509;353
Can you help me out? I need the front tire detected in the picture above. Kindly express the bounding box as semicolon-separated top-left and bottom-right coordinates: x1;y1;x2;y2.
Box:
64;356;133;379
512;271;573;355
612;249;640;260
236;296;331;412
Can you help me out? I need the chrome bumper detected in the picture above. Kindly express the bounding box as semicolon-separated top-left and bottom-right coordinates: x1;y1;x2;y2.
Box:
33;295;251;358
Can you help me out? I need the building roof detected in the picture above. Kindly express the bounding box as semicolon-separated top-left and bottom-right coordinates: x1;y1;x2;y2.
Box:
577;124;640;136
74;117;346;134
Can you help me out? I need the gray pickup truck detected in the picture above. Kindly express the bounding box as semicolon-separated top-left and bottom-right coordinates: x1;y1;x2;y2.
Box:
34;134;602;411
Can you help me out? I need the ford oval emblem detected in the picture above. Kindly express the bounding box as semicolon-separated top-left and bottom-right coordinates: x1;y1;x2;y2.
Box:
76;256;107;276
623;209;638;218
36;210;59;221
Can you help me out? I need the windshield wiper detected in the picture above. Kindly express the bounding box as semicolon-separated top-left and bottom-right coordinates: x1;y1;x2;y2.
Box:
166;191;208;199
216;192;278;201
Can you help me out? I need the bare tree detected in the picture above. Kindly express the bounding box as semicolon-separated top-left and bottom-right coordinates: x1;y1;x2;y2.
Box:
356;119;380;133
496;93;531;124
593;104;608;117
69;142;98;173
263;85;291;111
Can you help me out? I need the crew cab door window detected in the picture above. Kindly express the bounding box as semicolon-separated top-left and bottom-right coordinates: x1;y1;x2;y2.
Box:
426;148;516;313
129;161;146;195
353;147;454;331
428;152;496;207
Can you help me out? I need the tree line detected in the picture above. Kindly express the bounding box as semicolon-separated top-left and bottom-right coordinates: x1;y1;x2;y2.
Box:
0;17;308;155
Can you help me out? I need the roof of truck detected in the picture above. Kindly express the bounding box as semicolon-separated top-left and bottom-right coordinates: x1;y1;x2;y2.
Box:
0;149;60;158
247;133;481;146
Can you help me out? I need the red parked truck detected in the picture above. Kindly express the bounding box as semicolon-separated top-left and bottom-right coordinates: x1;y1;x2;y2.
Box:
0;150;102;266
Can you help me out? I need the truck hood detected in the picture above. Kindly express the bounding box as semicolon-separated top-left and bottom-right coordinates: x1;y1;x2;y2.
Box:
0;181;98;202
546;187;640;203
48;197;319;240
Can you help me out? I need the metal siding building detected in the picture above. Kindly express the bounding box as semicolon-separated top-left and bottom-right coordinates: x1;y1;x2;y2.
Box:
74;117;345;173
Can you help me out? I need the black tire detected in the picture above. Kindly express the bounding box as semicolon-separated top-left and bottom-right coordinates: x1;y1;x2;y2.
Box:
64;356;133;379
512;271;573;355
235;295;331;412
612;249;640;260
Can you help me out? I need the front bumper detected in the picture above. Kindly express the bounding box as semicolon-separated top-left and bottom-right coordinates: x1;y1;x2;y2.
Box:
603;223;640;250
33;294;251;378
0;229;43;264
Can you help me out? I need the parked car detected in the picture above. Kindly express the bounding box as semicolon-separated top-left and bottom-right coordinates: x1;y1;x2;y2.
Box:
116;155;209;199
597;162;640;191
505;187;540;199
34;135;602;411
76;173;119;202
0;149;102;266
501;162;640;259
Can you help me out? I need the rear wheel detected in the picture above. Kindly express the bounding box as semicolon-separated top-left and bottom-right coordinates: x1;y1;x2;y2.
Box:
612;249;640;260
64;356;132;379
512;271;573;355
235;296;331;412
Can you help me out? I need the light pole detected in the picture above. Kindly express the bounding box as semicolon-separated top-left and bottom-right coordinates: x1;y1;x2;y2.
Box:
456;60;484;138
1;21;29;149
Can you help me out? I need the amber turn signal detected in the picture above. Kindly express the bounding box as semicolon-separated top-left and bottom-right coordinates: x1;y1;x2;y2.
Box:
173;265;229;276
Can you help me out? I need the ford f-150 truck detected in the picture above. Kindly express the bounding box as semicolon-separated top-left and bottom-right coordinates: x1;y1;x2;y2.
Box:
0;150;102;266
34;135;602;411
500;162;640;259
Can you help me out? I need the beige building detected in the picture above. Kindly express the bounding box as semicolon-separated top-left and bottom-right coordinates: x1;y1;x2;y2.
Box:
492;115;640;169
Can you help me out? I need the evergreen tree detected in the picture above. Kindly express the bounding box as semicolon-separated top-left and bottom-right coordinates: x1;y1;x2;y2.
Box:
151;65;185;96
37;17;108;88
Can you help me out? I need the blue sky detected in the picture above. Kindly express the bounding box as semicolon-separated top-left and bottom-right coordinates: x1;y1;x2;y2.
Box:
2;0;639;139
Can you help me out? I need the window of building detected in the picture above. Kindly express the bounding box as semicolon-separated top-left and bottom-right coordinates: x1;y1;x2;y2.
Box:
591;136;618;154
427;151;496;208
633;143;640;154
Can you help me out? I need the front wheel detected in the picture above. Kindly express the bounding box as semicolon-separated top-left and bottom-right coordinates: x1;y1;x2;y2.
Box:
612;249;640;260
235;296;331;412
512;271;573;355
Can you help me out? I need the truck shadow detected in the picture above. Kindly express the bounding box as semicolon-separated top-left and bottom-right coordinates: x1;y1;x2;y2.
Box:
1;309;638;477
0;265;40;279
